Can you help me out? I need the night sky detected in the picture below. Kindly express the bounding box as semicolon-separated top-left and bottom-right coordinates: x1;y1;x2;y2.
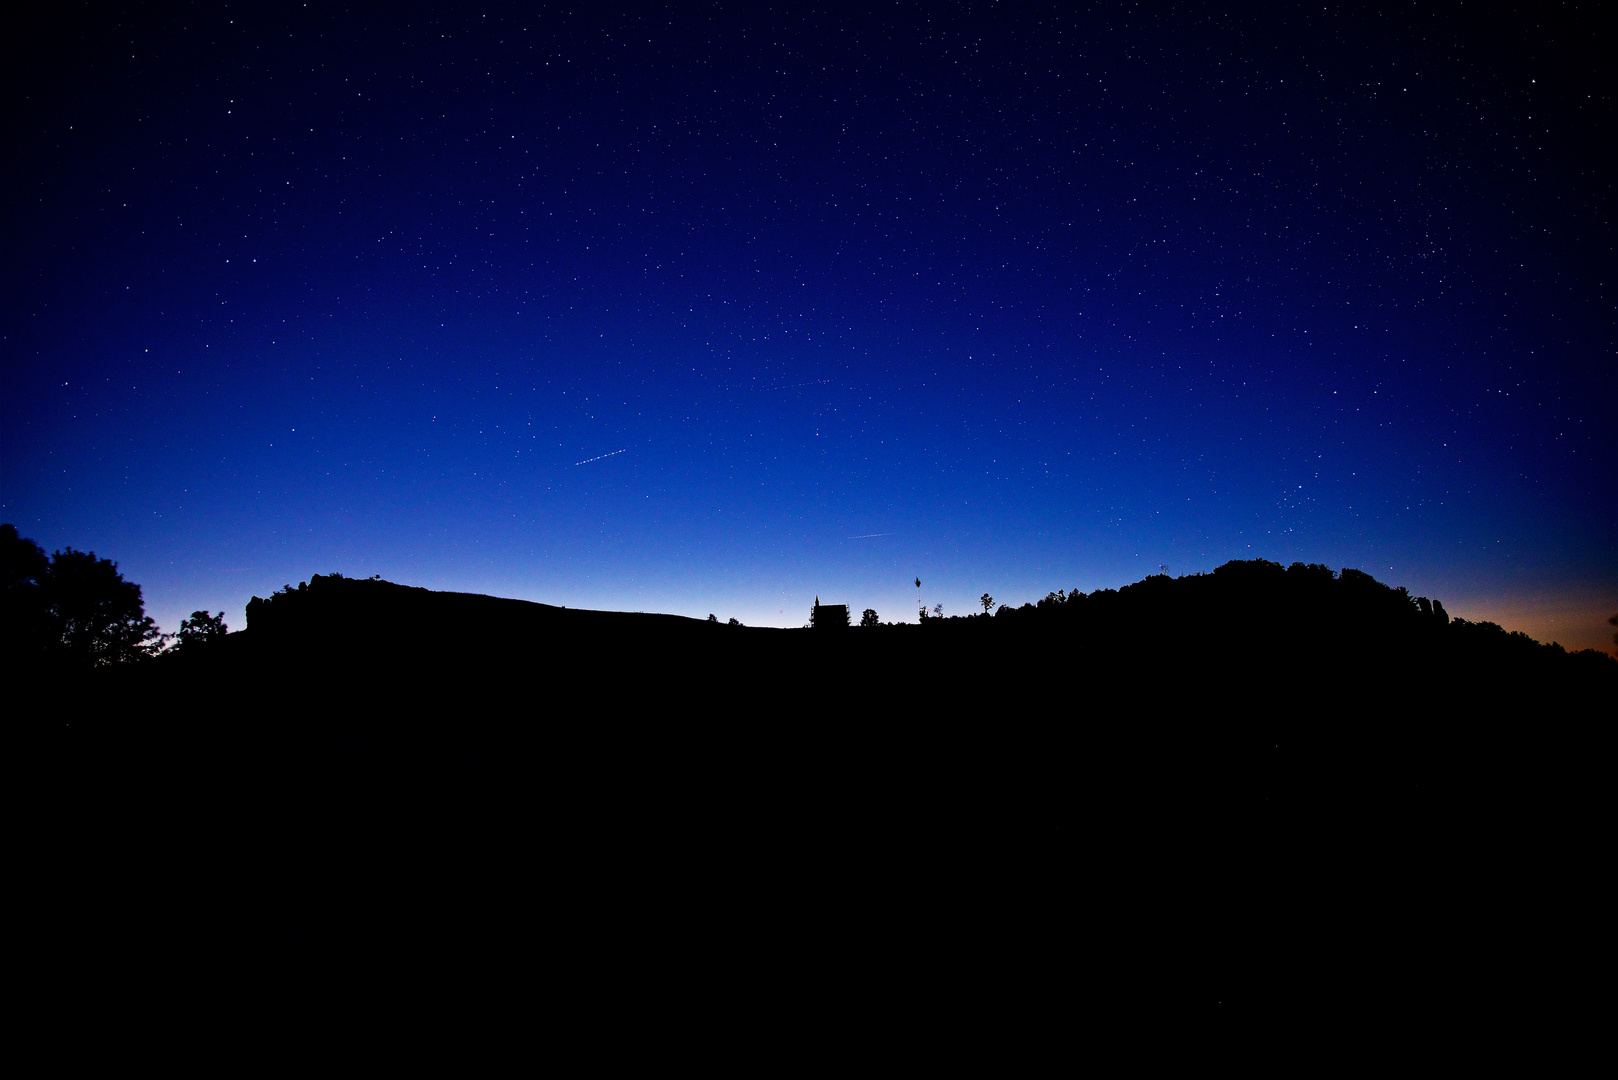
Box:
5;3;1613;649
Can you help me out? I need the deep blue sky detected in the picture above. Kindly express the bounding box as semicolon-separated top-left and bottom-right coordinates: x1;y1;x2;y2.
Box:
5;3;1613;648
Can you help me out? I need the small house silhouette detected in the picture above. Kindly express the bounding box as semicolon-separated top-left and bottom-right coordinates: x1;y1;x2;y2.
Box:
811;597;849;630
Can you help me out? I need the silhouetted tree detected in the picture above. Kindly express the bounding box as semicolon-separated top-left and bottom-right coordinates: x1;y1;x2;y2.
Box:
708;613;718;622
45;546;165;666
1;526;164;667
980;593;995;614
861;608;879;627
176;610;228;650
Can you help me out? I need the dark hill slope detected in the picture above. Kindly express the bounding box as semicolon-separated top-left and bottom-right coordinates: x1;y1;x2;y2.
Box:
38;562;1612;1009
134;560;1617;720
242;573;727;645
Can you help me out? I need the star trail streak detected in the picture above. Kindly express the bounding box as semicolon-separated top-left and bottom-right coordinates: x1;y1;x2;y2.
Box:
574;450;629;467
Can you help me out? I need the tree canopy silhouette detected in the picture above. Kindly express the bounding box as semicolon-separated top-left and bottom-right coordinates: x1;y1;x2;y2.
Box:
175;610;228;651
1;524;164;668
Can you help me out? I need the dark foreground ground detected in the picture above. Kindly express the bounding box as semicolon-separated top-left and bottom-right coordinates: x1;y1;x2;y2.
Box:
30;575;1613;1018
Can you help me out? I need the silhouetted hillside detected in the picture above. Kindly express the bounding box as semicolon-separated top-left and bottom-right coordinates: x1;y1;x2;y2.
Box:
135;561;1609;721
242;572;743;644
31;560;1611;1012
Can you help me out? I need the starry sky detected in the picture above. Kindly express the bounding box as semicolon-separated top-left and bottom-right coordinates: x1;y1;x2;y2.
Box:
5;3;1613;649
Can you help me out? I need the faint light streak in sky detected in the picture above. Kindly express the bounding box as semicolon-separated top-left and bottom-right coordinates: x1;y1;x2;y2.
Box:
574;449;628;466
755;379;832;391
719;378;833;392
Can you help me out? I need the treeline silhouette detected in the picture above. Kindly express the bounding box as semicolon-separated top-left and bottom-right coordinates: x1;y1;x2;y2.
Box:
19;527;1612;1012
867;559;1615;697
